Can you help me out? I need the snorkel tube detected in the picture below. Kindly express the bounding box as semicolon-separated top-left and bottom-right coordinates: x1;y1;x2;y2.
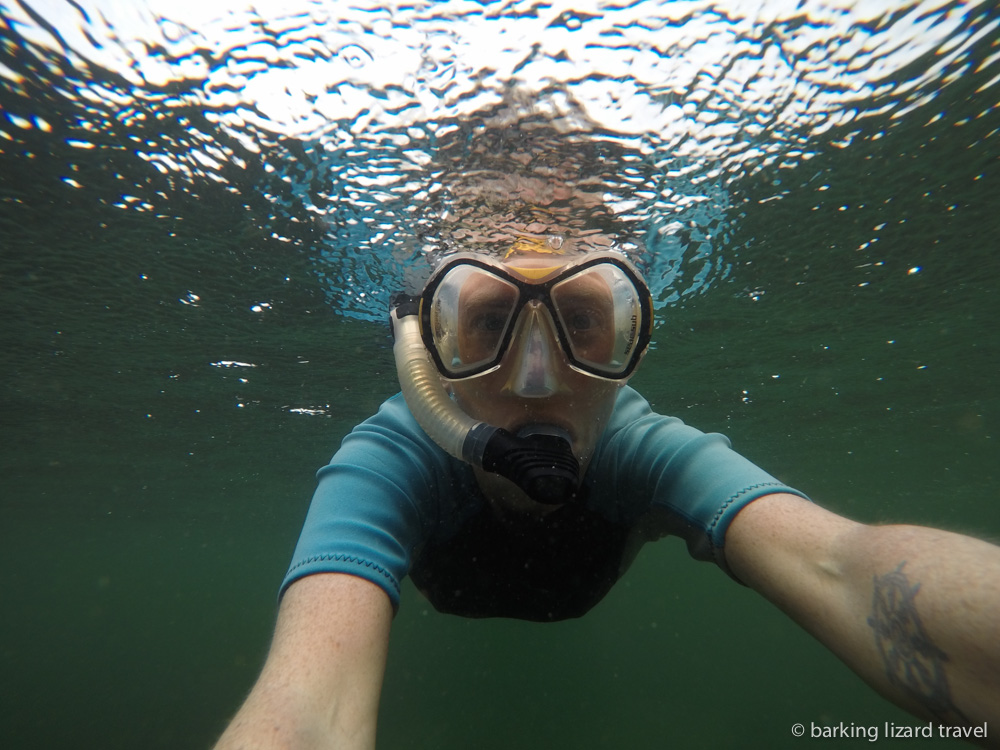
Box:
390;295;580;505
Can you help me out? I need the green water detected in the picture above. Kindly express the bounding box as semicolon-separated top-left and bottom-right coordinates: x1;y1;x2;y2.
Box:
3;35;1000;750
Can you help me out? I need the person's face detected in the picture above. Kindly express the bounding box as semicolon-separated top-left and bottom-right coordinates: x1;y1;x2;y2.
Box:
447;253;625;475
454;260;617;373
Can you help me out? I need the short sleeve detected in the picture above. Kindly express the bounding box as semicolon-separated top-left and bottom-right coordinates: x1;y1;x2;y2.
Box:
589;387;808;572
279;394;454;610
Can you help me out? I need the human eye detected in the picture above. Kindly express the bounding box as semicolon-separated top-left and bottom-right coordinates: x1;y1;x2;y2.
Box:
558;289;610;331
563;305;604;333
470;308;509;333
556;294;614;363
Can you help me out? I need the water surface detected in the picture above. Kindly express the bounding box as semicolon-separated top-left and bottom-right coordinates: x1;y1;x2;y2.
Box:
2;1;999;748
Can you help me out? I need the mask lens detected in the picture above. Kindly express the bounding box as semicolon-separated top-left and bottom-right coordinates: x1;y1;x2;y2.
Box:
428;265;519;376
551;264;644;376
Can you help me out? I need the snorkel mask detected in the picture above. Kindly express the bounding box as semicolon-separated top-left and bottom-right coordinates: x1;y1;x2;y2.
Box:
390;248;653;504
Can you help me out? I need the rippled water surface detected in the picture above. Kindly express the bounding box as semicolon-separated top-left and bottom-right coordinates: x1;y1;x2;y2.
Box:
2;1;999;748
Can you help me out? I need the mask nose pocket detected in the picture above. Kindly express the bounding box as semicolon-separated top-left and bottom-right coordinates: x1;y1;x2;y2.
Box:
506;306;560;398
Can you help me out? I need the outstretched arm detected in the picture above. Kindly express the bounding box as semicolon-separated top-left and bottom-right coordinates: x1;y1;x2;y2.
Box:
726;493;1000;739
214;573;393;750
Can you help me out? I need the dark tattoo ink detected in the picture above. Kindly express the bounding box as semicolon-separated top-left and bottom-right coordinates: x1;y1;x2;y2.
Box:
867;562;970;725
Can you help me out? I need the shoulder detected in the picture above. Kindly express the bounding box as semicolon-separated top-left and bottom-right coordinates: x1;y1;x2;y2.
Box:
282;395;470;608
333;393;453;478
600;385;709;455
354;392;428;440
325;393;480;520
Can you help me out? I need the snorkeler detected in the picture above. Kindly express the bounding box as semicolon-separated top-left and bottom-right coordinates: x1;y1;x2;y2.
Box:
215;238;1000;750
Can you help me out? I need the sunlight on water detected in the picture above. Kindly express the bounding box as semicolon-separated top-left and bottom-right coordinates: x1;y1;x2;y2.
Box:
2;0;998;319
2;6;999;748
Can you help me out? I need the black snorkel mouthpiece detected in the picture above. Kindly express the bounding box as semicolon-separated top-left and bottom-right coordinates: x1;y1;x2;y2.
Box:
464;424;581;505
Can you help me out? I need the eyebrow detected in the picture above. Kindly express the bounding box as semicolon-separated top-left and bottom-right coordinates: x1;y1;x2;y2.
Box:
458;276;517;308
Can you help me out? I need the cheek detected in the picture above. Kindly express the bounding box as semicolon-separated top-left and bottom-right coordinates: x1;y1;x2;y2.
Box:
449;372;508;420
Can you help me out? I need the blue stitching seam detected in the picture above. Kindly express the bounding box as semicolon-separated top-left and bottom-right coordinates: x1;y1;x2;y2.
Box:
707;481;784;552
287;553;400;594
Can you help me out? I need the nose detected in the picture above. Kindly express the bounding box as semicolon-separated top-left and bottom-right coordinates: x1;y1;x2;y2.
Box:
505;304;560;398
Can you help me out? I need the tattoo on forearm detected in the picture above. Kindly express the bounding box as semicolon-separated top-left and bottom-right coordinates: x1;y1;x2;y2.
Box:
867;562;970;725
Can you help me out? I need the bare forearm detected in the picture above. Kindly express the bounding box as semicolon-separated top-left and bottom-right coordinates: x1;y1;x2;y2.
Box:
214;574;392;750
214;677;376;750
727;494;1000;736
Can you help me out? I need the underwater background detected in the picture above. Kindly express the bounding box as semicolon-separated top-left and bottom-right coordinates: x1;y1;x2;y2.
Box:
2;1;999;748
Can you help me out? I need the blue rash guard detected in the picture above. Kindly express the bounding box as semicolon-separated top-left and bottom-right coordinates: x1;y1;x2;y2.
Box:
281;386;806;621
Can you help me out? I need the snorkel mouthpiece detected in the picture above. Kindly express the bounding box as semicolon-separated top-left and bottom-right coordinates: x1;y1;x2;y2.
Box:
391;295;581;505
467;424;581;505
